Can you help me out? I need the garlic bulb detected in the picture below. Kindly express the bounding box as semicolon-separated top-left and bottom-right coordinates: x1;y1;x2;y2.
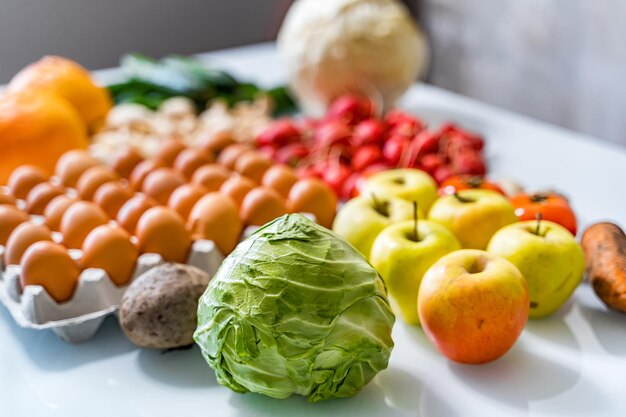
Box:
278;0;428;116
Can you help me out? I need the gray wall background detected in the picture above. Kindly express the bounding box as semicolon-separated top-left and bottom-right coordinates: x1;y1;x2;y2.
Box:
0;0;291;81
0;0;624;146
419;0;626;146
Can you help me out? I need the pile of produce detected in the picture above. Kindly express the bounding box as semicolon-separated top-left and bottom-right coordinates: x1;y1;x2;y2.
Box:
91;97;274;163
255;95;487;200
0;56;110;183
332;167;587;363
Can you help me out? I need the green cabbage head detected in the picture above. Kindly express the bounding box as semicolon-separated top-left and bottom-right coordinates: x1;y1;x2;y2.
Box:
194;214;395;402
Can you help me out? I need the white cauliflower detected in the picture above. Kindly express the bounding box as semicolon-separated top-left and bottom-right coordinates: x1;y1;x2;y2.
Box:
278;0;429;116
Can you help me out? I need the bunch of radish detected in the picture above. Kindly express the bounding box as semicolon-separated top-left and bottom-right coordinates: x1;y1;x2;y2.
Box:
256;95;487;200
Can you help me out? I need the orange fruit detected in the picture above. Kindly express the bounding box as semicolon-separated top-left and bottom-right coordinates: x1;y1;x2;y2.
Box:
0;91;88;184
7;56;112;133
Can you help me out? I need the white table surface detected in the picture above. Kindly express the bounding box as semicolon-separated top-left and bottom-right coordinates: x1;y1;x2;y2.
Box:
1;43;625;417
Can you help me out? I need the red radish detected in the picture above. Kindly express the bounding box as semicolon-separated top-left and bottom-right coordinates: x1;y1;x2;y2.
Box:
352;119;386;146
438;123;484;151
297;164;323;179
351;145;383;172
390;119;422;138
454;151;486;176
421;154;444;174
253;95;488;199
385;110;424;130
256;120;301;147
436;122;458;136
414;131;441;155
433;166;454;183
383;135;410;166
314;120;352;148
275;143;309;167
323;163;353;195
327;95;373;125
341;172;361;200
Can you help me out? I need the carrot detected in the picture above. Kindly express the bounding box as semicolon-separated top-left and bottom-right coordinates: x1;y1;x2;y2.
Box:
581;222;626;313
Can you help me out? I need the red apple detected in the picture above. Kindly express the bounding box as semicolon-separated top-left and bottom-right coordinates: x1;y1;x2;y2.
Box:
418;249;529;364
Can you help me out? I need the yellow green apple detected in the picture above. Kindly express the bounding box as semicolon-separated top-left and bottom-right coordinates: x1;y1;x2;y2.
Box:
332;195;421;257
370;220;460;325
487;220;585;319
428;189;517;249
418;249;529;364
361;168;438;213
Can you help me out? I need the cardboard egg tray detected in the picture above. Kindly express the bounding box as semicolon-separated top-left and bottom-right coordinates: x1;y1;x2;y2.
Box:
0;235;225;343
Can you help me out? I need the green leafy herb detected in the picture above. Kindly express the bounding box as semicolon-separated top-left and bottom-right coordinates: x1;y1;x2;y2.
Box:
108;53;296;115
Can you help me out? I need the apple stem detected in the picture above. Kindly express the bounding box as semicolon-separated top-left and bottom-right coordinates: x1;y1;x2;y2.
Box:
453;192;473;203
413;201;420;242
536;212;542;235
371;193;388;217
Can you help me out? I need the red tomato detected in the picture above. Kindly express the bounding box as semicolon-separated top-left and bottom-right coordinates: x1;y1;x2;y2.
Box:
510;193;578;235
439;175;505;196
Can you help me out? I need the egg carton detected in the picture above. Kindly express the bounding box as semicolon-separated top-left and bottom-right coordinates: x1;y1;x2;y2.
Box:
0;239;225;343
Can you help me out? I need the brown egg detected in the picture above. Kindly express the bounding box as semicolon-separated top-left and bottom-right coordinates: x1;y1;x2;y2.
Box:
287;179;338;228
198;131;234;154
153;138;187;166
0;189;17;206
240;187;288;226
112;147;144;179
136;207;191;263
262;165;298;198
129;160;163;191
81;225;138;286
219;175;256;207
191;164;231;192
44;195;79;231
0;205;30;245
25;182;65;215
116;194;158;234
173;148;214;179
168;183;207;220
93;182;134;218
141;168;187;205
76;166;119;200
20;241;80;303
235;152;272;183
188;193;242;255
55;150;100;188
60;201;109;249
217;143;253;170
4;222;53;265
7;165;49;199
